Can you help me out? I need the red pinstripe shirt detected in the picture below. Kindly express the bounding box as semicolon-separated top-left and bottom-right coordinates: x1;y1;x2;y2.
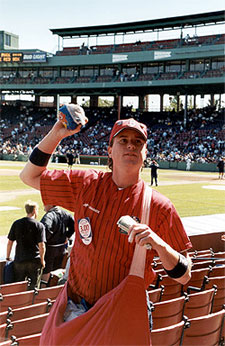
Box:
40;169;192;304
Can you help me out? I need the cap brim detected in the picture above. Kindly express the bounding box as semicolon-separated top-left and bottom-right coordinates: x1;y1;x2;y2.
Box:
113;127;147;141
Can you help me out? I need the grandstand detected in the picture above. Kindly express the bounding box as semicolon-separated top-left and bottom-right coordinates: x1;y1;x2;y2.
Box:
0;10;224;110
0;10;224;168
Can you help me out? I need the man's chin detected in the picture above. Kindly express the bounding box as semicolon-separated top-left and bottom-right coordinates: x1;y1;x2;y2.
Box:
123;159;141;167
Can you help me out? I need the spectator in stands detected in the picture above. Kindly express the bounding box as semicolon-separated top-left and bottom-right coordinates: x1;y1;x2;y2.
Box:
1;103;224;164
6;200;46;289
20;115;192;334
150;160;159;186
40;205;74;283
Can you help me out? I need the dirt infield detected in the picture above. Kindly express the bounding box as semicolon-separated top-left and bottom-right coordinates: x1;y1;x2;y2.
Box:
0;189;39;203
0;169;22;176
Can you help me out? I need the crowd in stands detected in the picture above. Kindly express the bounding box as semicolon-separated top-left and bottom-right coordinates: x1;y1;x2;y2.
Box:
0;102;224;165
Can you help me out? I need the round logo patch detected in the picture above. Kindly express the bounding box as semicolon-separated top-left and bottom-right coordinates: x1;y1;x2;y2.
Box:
78;217;92;245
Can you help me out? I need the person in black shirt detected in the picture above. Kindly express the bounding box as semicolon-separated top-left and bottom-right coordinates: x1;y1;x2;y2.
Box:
217;157;224;179
6;200;46;289
40;205;74;282
66;150;75;169
150;160;159;186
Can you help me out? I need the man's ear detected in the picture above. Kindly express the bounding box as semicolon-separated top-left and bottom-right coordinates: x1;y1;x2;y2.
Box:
108;146;112;158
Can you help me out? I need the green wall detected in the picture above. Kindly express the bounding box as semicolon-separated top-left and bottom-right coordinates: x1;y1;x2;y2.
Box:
1;154;218;172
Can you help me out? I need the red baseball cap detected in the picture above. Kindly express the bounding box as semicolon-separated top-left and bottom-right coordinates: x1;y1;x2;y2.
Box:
109;118;147;143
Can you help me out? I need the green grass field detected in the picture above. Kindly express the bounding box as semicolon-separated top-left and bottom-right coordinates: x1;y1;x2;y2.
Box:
0;160;224;236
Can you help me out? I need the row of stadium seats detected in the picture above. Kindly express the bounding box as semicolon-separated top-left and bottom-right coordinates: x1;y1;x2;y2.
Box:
55;33;225;56
1;66;224;86
0;248;224;345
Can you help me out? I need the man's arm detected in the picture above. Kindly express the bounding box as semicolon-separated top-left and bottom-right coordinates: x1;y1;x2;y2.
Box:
128;224;192;285
6;239;14;260
20;121;84;190
38;242;46;268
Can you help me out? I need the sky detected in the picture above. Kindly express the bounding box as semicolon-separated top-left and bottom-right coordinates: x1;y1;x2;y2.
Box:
0;0;224;108
0;0;224;53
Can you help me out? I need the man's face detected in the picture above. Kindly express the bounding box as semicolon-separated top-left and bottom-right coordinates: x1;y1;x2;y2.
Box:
108;129;147;170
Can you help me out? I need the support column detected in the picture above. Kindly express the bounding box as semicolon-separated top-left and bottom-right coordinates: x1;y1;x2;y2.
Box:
210;94;214;106
0;91;3;120
145;95;149;111
117;95;122;120
184;93;188;128
139;96;145;111
90;95;98;107
193;95;197;109
176;93;180;112
56;94;60;114
160;94;164;112
53;95;58;107
71;95;77;104
114;95;118;108
34;95;40;107
219;94;221;109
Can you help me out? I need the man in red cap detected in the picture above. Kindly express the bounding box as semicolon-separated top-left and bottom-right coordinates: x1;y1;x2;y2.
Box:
20;111;192;334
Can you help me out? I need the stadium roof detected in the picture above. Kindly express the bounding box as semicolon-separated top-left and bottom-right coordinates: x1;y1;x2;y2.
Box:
50;10;225;38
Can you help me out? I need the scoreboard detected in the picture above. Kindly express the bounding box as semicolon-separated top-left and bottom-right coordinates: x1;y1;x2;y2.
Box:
0;52;47;63
0;52;23;63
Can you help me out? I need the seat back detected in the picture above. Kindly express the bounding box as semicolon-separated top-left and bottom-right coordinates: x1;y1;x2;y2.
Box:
183;267;211;293
0;261;6;285
213;252;225;259
209;265;225;277
184;287;216;318
33;285;64;304
4;313;49;340
0;281;29;295
0;322;8;341
0;299;53;324
151;320;186;346
0;290;35;312
204;276;225;312
183;309;225;346
0;332;45;346
191;260;212;270
147;286;164;303
188;249;214;257
152;295;187;329
160;275;183;301
12;333;41;346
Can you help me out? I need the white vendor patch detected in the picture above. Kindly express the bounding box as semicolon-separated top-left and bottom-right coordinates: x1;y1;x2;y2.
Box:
78;217;93;245
202;185;225;191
